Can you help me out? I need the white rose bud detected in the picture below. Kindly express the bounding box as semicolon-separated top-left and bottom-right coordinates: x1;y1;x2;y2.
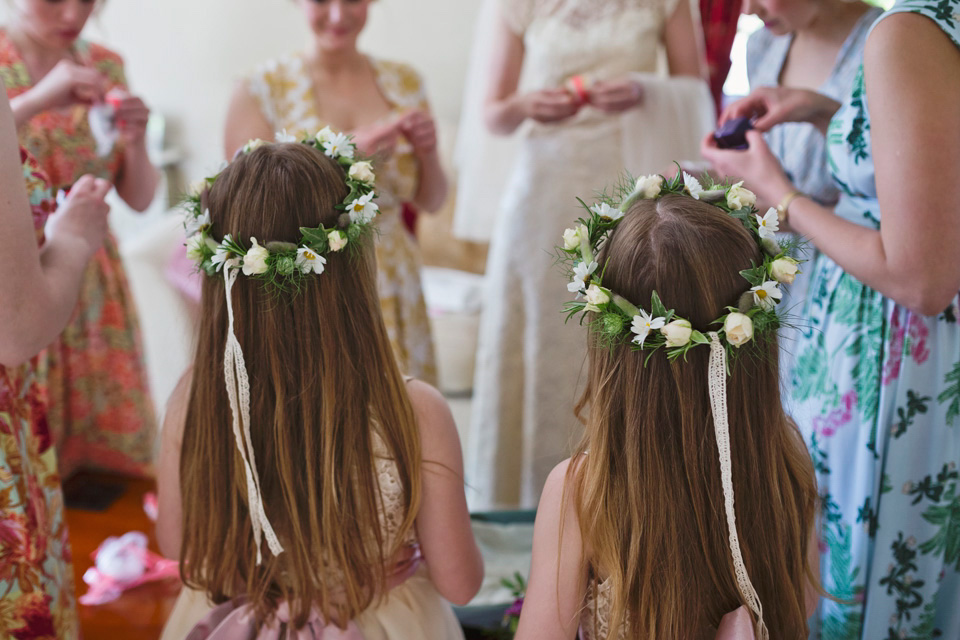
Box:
241;237;271;275
315;126;335;145
562;227;581;250
328;230;348;252
635;174;664;199
723;312;754;348
185;234;215;262
244;138;269;153
661;319;693;347
770;257;800;285
348;161;376;184
584;284;610;312
726;181;757;210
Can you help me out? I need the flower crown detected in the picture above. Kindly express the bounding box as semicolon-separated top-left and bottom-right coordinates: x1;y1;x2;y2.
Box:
181;127;379;288
560;169;802;364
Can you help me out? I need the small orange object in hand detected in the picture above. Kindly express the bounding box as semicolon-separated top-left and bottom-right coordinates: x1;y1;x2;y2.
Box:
564;74;592;106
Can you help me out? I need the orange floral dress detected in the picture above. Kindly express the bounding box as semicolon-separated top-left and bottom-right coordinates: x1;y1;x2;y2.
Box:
0;31;155;478
0;149;79;640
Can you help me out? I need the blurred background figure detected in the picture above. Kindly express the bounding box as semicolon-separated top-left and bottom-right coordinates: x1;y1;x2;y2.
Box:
223;0;448;385
458;0;714;510
1;0;159;479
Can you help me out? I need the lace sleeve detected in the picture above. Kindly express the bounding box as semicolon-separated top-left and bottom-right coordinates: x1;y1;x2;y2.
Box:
498;0;537;34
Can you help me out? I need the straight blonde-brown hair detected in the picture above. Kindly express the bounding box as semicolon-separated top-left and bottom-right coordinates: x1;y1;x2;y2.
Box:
179;143;421;630
570;194;818;638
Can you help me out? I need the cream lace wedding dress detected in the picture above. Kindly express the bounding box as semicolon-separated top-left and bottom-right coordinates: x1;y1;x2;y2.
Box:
465;0;714;509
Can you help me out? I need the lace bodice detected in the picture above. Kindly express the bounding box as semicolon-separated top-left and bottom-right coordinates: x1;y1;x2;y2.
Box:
501;0;680;90
581;578;620;640
372;433;417;550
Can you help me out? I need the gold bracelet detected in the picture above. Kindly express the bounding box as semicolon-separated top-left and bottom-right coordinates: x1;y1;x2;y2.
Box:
776;190;804;226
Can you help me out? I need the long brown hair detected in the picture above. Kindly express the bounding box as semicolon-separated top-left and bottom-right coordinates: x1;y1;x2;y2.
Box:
179;143;422;629
570;194;818;638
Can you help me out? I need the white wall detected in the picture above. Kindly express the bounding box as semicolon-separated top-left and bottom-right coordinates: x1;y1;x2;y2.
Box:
2;0;482;182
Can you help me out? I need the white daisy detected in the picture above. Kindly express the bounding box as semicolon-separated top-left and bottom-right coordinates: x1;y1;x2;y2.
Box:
755;207;780;241
212;234;235;272
567;260;598;294
185;209;211;238
322;132;355;160
296;247;327;274
750;280;783;311
275;129;297;143
591;202;623;222
682;172;703;200
347;192;379;224
631;309;666;347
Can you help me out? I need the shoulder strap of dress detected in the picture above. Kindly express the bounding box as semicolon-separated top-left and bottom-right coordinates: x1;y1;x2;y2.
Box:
869;1;960;49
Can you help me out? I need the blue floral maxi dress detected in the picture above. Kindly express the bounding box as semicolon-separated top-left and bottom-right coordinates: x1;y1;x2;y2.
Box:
790;2;960;637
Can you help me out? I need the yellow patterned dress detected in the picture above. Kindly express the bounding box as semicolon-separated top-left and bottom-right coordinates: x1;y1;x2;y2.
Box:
246;54;436;383
0;31;156;478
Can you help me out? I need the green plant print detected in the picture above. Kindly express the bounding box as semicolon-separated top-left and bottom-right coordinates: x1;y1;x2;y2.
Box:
893;390;933;439
822;522;865;639
905;464;959;505
919;479;960;570
879;533;925;634
792;340;839;406
856;475;891;538
846;68;870;165
937;362;960;426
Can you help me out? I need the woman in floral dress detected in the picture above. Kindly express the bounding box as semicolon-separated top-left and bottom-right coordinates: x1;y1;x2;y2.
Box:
224;0;447;384
704;0;960;636
0;87;111;639
0;0;159;478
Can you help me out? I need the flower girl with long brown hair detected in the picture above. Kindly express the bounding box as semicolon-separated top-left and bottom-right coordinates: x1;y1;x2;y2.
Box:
155;133;482;639
514;173;821;639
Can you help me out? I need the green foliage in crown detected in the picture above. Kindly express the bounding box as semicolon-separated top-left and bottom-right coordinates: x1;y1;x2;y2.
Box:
180;127;381;292
558;167;805;367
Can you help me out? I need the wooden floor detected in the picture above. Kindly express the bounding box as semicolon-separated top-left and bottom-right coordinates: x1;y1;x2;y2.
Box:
63;472;180;640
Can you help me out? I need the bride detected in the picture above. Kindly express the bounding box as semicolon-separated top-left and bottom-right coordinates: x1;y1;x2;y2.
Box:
461;0;716;509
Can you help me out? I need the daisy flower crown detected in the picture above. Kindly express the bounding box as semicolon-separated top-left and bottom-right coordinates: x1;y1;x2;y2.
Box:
560;168;803;365
559;168;802;639
181;127;380;289
179;127;383;567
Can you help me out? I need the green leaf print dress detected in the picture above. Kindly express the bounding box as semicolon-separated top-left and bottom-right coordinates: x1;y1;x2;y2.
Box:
790;1;960;637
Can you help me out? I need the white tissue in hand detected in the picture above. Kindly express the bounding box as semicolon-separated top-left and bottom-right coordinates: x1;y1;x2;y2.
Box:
88;102;118;157
94;531;148;582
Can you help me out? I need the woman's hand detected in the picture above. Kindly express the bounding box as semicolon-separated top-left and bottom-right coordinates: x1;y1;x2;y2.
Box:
397;110;439;157
46;174;112;258
27;60;107;112
352;119;400;158
521;88;581;124
110;90;151;147
700;130;795;210
588;77;644;113
721;87;841;134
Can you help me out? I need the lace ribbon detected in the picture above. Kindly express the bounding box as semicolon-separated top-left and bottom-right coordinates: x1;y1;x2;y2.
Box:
707;333;768;640
223;266;284;564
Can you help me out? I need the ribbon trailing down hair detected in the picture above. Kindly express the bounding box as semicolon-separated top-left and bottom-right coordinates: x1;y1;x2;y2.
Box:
223;266;284;564
707;332;768;640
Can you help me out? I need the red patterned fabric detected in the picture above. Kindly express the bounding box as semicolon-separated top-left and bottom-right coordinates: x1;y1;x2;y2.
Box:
700;0;742;113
